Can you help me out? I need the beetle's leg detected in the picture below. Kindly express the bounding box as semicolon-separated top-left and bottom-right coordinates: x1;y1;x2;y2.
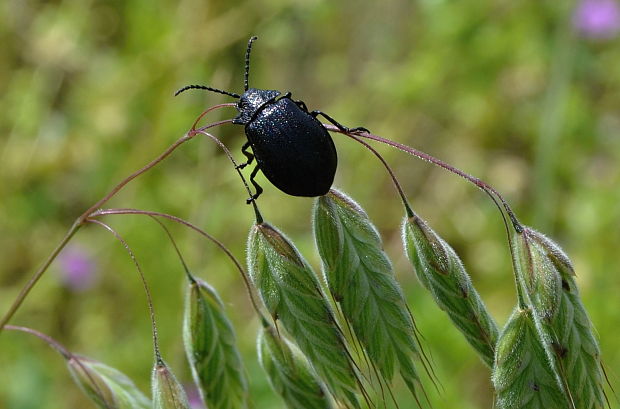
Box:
278;92;309;112
236;141;255;170
246;164;264;204
311;110;370;134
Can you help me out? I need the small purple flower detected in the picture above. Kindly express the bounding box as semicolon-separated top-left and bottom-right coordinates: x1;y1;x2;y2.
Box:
184;384;205;409
573;0;620;39
58;245;98;291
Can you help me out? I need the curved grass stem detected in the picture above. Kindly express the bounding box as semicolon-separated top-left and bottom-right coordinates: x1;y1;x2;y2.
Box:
327;126;522;233
89;208;266;320
147;215;195;283
5;325;72;359
0;104;234;335
193;128;264;223
0;224;80;332
86;218;162;363
344;133;414;217
5;325;118;402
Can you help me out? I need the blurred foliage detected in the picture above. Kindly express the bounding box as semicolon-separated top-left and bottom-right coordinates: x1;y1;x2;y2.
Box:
1;0;619;408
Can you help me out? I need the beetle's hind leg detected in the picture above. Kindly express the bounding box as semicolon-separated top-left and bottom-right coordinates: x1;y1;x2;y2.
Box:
311;110;370;134
236;141;255;170
246;163;264;204
292;99;309;112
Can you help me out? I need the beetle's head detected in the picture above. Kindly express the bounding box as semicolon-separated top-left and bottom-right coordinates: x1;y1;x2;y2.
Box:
232;88;281;125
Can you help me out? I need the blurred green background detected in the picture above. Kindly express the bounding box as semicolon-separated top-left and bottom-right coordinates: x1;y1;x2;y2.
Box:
1;0;619;408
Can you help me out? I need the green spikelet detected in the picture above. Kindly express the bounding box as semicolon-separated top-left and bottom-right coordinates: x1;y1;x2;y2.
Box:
402;211;499;367
313;189;425;397
151;360;190;409
258;319;333;409
67;355;151;409
512;227;606;409
493;308;570;408
183;278;249;409
248;222;361;408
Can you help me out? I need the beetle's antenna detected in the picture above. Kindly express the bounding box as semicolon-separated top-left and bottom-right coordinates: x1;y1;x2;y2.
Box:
174;85;240;98
244;36;258;91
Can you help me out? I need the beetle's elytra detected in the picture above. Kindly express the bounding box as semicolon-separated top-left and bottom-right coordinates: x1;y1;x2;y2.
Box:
175;36;367;202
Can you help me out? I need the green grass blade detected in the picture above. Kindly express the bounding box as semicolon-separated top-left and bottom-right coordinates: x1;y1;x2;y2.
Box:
183;278;249;409
313;189;426;398
402;212;499;367
67;355;151;409
493;308;570;409
512;227;606;409
152;361;190;409
258;319;334;409
248;222;361;409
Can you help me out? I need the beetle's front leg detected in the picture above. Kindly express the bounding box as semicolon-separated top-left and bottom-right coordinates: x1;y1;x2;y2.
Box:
236;141;255;170
310;110;369;134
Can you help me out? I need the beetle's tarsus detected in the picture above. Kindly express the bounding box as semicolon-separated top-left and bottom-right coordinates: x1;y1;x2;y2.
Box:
348;126;370;134
311;110;370;134
246;193;260;204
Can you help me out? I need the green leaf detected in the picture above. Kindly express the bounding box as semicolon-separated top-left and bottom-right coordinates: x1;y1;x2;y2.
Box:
314;189;426;397
512;227;606;409
152;361;190;409
493;308;570;409
258;319;333;409
402;212;499;367
247;222;361;409
67;355;150;409
183;278;249;409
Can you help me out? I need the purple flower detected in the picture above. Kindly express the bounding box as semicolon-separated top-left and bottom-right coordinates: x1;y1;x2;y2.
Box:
573;0;620;39
183;384;206;409
58;245;98;291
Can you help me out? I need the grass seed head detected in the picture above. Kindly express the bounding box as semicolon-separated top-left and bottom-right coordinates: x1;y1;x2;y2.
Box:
248;221;362;408
314;189;428;399
152;360;190;409
67;355;151;409
492;308;571;409
183;278;249;409
402;212;499;367
257;320;333;409
512;227;606;409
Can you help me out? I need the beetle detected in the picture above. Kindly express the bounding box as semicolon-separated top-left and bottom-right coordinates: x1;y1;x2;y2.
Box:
175;36;368;202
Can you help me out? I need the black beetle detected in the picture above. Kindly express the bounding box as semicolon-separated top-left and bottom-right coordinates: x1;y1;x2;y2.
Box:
175;36;367;202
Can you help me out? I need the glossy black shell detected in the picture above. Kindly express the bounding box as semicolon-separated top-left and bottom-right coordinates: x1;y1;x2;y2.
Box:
233;88;337;197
